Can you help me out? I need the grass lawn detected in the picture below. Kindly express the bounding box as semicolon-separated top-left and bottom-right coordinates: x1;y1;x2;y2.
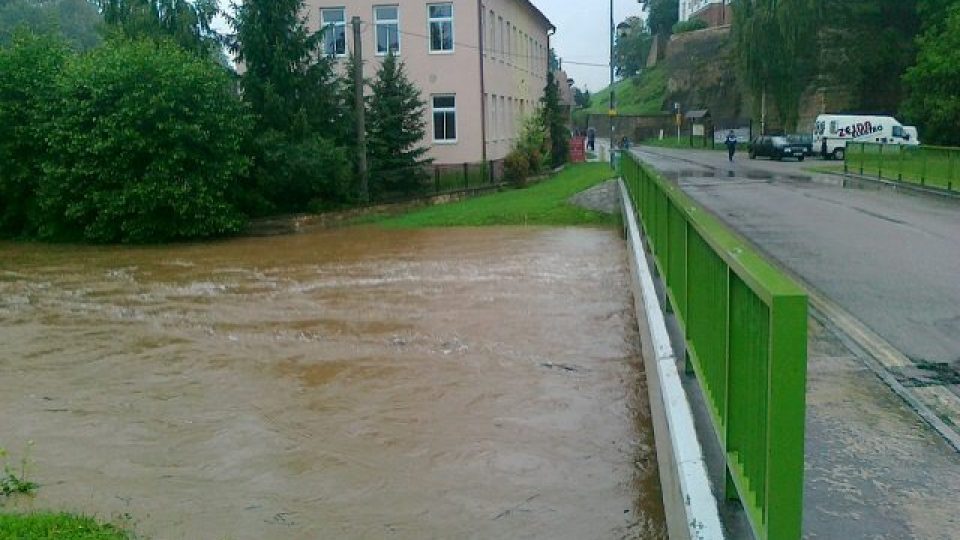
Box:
373;163;618;229
582;67;668;117
0;513;129;539
803;164;846;175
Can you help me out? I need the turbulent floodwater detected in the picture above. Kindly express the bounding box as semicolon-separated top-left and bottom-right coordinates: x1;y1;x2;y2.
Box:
0;226;665;539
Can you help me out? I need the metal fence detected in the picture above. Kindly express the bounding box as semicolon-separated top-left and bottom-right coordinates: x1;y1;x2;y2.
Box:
845;143;959;192
622;151;808;540
371;160;505;203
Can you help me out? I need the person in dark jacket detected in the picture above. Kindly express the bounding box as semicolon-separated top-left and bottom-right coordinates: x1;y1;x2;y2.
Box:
724;130;738;162
587;127;596;151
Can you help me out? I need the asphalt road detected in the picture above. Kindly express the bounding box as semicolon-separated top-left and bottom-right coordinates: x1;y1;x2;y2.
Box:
632;146;960;368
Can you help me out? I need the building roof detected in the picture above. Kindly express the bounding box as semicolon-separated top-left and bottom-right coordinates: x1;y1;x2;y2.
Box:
520;0;555;32
685;109;711;120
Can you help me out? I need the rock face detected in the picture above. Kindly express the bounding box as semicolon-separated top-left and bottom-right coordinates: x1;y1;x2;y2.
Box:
661;27;750;124
660;3;919;134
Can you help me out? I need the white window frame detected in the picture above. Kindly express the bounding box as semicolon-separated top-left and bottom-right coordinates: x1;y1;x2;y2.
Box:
432;94;458;144
320;7;347;58
374;5;401;56
427;3;454;54
488;10;495;57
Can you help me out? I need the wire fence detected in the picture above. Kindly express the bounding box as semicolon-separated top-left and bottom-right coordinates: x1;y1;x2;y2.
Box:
369;160;506;203
845;143;959;192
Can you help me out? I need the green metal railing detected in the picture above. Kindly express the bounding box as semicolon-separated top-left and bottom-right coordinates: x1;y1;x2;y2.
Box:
622;152;809;540
845;142;958;192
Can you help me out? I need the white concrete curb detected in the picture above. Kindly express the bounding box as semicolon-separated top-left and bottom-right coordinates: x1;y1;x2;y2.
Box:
619;179;725;540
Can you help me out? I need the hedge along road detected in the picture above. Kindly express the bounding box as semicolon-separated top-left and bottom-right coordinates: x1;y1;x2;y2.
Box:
631;146;960;537
0;225;666;539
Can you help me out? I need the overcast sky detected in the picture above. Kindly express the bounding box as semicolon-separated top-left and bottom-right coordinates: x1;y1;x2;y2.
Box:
534;0;640;92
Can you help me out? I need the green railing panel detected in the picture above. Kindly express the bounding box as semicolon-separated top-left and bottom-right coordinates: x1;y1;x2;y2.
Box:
622;152;808;540
845;142;959;191
667;202;688;318
728;273;771;514
686;228;729;428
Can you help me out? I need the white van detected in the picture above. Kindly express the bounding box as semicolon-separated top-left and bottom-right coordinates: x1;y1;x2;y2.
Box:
813;114;920;160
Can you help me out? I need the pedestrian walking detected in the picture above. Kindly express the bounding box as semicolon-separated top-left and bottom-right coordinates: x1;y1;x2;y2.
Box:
587;127;596;151
724;130;738;162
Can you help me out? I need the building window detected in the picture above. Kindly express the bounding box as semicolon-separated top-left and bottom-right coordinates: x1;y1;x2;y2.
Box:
320;8;347;57
374;5;400;55
433;95;457;142
428;3;454;53
498;16;504;60
488;10;495;56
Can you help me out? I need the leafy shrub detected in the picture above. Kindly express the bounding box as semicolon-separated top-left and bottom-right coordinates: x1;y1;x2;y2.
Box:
38;39;251;243
504;149;531;186
672;19;708;34
244;129;354;216
0;32;69;237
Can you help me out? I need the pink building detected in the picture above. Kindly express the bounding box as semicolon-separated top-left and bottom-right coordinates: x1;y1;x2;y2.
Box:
304;0;554;165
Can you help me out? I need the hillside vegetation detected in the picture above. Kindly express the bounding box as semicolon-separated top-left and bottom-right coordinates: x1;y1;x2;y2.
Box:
581;66;668;117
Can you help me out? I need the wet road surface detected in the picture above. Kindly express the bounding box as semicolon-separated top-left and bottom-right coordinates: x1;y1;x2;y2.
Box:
0;226;666;539
633;147;960;538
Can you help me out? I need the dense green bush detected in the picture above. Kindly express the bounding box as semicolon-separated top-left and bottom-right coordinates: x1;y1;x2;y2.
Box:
902;3;960;146
246;129;354;214
672;18;708;34
0;32;69;237
38;39;251;243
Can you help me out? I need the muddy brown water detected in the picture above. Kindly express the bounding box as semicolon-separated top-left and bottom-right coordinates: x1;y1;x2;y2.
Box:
0;226;665;539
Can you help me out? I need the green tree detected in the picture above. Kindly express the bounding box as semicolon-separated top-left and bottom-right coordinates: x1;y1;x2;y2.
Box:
0;0;102;50
0;32;69;237
574;87;592;109
902;3;960;145
733;0;821;131
38;39;250;243
367;53;431;198
230;0;353;213
643;0;679;35
97;0;220;56
613;16;652;78
541;70;569;168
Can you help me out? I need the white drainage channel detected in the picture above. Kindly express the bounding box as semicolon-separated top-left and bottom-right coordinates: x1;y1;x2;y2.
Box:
619;179;725;540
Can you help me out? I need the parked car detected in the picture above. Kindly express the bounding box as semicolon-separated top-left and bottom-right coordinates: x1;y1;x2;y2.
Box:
786;134;815;156
748;136;807;161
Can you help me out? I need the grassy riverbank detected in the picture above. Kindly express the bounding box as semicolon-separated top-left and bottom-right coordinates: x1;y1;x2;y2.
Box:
0;512;129;539
375;163;618;228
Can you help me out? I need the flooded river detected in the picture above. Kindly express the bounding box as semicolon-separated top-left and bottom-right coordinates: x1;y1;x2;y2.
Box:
0;226;665;539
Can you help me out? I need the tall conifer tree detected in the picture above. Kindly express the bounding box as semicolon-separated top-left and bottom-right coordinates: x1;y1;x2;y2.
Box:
366;53;430;197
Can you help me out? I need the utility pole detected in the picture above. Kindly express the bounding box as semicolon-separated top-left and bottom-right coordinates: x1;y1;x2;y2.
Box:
609;0;615;167
352;16;369;203
760;85;767;136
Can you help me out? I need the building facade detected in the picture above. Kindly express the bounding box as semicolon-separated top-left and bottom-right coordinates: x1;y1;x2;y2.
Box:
679;0;732;27
304;0;554;164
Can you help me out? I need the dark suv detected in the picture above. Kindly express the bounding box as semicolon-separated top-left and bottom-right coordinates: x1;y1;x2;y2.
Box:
748;136;807;161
